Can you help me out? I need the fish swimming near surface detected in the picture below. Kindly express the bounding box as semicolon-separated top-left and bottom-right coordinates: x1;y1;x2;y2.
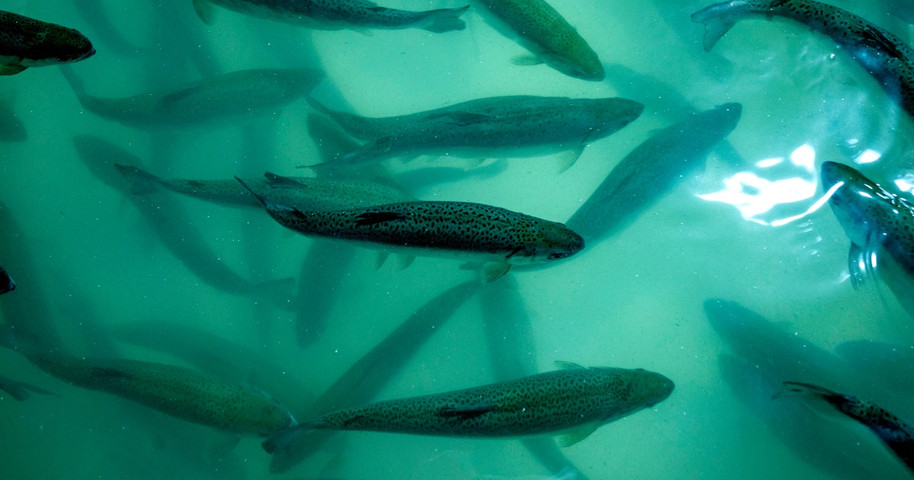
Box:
60;67;321;129
566;103;742;245
0;11;95;75
691;0;914;119
115;163;413;210
0;266;14;294
264;363;673;461
308;95;644;171
778;381;914;473
474;0;604;80
192;0;469;33
820;161;914;317
24;351;295;436
238;175;585;281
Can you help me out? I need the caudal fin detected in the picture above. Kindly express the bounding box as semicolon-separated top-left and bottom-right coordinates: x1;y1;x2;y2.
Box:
690;4;741;51
420;6;469;33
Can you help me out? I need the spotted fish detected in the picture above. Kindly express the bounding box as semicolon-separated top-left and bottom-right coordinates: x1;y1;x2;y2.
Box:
192;0;469;33
115;164;413;210
692;0;914;119
0;11;94;75
778;381;914;473
0;266;14;294
475;0;604;80
60;67;321;129
238;176;584;281
26;352;295;436
308;95;643;170
820;161;914;284
264;363;673;459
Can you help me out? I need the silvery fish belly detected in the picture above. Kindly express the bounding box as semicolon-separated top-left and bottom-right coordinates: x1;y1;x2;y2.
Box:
691;0;914;118
195;0;469;32
309;95;644;168
264;364;673;454
0;11;95;75
244;192;585;279
475;0;604;80
27;352;296;436
820;161;914;280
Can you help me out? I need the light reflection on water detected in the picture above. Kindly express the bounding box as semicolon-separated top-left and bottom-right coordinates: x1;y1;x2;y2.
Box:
696;144;830;226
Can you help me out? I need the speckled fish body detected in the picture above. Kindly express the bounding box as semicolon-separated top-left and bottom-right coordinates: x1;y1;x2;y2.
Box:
820;161;914;280
310;95;644;168
566;103;742;244
195;0;469;32
61;68;320;129
0;11;94;75
692;0;914;118
115;164;412;210
27;352;295;436
245;192;585;275
265;365;673;454
475;0;603;80
781;382;914;472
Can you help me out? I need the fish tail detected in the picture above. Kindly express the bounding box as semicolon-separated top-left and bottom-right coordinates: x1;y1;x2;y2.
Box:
263;423;325;473
419;6;470;33
690;3;747;51
113;163;161;195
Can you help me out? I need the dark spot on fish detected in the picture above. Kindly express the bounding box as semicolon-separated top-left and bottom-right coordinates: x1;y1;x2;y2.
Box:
91;367;133;381
355;211;407;227
342;415;365;427
436;404;496;419
188;180;205;187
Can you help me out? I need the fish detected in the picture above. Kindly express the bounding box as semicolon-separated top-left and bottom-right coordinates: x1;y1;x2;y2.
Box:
778;381;914;473
0;266;14;294
25;351;295;436
238;176;585;281
566;103;742;245
73;136;296;307
192;0;469;33
270;280;481;472
114;163;413;210
474;0;604;80
691;0;914;119
704;299;912;479
308;95;644;170
820;161;914;317
264;363;673;457
60;67;321;128
0;11;95;75
0;374;54;401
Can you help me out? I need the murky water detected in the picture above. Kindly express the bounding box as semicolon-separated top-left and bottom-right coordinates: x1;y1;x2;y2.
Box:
1;0;914;479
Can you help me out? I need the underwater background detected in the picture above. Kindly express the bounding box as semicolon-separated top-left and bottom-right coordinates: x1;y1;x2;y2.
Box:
2;0;914;478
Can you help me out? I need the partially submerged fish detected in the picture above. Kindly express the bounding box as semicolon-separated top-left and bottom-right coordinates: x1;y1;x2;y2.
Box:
566;103;742;244
778;381;914;473
820;161;914;285
25;352;295;436
475;0;604;80
264;363;673;457
60;67;321;128
0;266;14;294
691;0;914;118
193;0;469;33
0;11;94;75
308;95;643;170
238;176;585;281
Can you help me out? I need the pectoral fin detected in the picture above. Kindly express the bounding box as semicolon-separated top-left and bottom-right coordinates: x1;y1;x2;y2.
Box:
484;262;512;282
193;0;216;24
511;55;544;66
847;243;874;290
0;64;26;76
557;421;601;447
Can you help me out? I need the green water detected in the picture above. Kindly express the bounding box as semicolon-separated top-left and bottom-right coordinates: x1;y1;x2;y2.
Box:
1;0;914;478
